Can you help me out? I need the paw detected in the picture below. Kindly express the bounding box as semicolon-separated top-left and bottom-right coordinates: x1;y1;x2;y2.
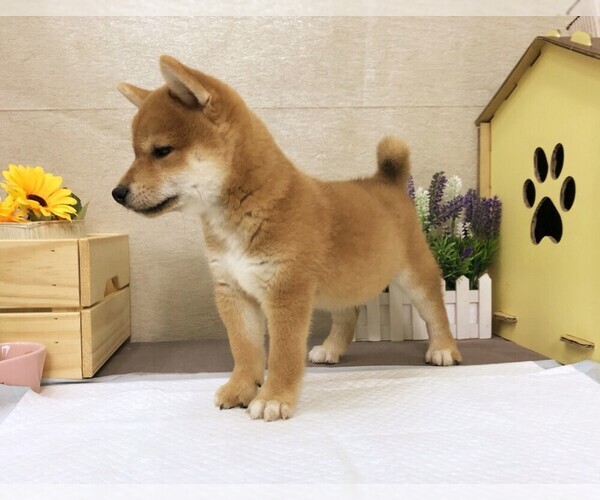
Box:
308;345;340;364
214;379;260;410
248;386;296;421
425;342;462;366
248;397;295;421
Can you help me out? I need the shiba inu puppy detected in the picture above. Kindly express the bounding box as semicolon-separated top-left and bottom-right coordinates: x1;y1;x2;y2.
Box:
113;56;462;421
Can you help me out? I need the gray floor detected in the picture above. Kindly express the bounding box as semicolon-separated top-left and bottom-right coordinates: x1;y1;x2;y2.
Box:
96;335;548;376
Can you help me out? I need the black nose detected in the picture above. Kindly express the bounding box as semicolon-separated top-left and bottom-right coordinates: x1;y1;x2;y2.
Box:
112;185;129;205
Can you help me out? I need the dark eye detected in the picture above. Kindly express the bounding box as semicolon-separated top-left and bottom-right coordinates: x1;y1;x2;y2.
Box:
152;146;173;159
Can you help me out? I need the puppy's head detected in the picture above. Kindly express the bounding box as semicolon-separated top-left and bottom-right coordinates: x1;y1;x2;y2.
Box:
113;56;244;216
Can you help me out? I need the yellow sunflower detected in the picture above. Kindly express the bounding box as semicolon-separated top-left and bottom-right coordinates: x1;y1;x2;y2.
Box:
0;195;26;222
1;164;78;221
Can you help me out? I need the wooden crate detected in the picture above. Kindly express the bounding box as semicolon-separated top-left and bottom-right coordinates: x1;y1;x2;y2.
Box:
355;274;492;342
0;234;131;379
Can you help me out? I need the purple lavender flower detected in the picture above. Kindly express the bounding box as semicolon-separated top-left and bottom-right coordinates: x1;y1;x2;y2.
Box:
469;196;502;239
407;175;415;200
463;189;476;224
461;246;473;259
425;171;467;234
487;196;502;238
471;199;486;238
439;195;464;225
428;171;448;228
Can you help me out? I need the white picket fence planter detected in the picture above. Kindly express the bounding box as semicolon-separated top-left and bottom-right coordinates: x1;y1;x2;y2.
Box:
354;273;492;341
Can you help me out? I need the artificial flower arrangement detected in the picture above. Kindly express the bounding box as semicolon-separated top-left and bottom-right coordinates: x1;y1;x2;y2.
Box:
0;164;85;223
408;171;502;290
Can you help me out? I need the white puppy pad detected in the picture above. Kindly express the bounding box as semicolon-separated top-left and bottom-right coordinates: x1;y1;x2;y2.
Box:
1;362;599;484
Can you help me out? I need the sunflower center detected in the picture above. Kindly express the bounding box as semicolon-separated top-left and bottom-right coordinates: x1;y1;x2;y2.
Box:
27;194;48;207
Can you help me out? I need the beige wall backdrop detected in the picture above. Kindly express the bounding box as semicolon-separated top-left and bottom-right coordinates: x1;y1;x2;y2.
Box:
0;16;563;341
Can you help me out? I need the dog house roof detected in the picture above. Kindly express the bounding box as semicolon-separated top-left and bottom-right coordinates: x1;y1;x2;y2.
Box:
475;33;600;125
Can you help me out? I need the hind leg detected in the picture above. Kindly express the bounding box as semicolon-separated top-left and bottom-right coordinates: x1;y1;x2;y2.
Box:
309;307;359;364
396;260;462;366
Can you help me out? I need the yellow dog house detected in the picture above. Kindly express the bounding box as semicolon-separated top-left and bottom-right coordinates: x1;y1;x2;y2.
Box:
476;32;600;364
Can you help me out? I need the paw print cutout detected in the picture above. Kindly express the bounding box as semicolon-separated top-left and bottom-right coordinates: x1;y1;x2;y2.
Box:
523;143;576;244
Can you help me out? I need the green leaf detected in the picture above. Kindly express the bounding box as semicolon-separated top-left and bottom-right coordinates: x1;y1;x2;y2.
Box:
69;192;83;218
66;191;89;220
77;201;89;221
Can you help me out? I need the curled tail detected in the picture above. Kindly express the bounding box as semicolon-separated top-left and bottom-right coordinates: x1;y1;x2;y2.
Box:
376;136;411;188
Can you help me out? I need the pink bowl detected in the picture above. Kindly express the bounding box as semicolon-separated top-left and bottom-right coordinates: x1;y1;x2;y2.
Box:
0;342;47;393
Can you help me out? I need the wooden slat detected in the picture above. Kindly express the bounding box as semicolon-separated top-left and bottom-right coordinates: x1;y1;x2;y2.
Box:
388;280;405;342
493;311;518;323
0;239;80;309
0;220;86;239
366;295;382;342
444;288;456;340
560;334;595;349
79;234;130;307
81;287;131;378
0;311;82;379
455;276;471;340
477;274;492;339
354;305;367;341
411;306;428;341
478;122;492;197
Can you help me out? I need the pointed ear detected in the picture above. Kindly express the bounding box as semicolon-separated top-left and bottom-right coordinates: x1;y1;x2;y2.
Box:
159;55;211;107
117;83;151;108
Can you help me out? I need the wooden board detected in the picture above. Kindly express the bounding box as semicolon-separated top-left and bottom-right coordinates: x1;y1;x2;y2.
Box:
0;311;82;379
0;239;80;309
0;220;86;240
79;234;130;307
81;287;131;378
478;122;492;197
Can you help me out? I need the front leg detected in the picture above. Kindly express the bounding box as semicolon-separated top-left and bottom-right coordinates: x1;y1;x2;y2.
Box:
213;283;266;410
248;281;314;421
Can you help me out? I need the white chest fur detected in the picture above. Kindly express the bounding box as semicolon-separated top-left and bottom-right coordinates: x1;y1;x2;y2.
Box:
219;244;267;299
204;211;272;301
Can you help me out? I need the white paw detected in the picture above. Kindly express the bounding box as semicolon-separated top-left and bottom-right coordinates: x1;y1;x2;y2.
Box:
425;346;462;366
308;345;340;364
248;398;294;421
